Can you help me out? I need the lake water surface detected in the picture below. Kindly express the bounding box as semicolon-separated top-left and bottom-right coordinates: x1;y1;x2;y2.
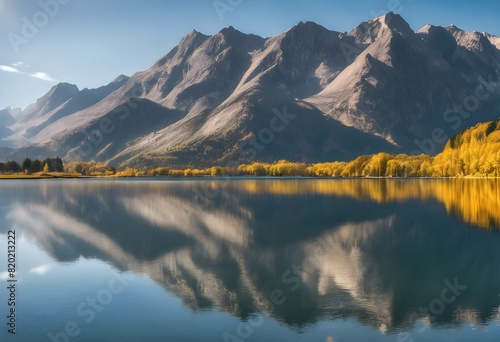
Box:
1;178;500;341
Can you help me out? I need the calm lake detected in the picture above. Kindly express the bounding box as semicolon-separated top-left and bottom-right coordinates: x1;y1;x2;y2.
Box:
1;178;500;341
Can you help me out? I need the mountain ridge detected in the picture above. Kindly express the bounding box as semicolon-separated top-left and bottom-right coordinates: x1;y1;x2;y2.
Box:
1;12;499;167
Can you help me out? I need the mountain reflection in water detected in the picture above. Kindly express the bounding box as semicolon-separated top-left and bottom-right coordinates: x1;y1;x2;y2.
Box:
1;178;499;334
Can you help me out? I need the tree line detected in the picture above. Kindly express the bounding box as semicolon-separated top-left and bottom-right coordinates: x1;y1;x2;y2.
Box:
111;119;500;178
0;157;64;174
3;119;499;178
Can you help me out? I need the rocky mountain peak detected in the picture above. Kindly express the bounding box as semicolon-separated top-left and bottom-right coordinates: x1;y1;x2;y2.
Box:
50;82;79;93
219;25;237;36
485;33;500;49
381;12;411;31
285;21;332;38
2;14;500;167
175;30;209;56
38;83;79;107
214;26;250;46
154;29;209;67
280;20;339;52
350;11;413;44
447;24;462;32
215;26;265;47
112;74;129;83
0;107;17;127
446;26;497;54
180;29;208;47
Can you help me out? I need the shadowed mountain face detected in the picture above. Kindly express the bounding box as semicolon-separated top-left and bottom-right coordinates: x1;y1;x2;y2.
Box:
0;107;17;139
2;13;500;166
4;76;130;149
1;179;500;332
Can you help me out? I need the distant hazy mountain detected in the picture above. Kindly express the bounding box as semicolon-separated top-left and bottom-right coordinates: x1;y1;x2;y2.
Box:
5;75;129;148
0;107;18;126
2;12;500;166
0;107;18;140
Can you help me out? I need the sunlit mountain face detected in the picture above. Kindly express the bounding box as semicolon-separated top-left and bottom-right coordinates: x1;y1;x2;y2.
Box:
1;179;499;339
3;13;500;167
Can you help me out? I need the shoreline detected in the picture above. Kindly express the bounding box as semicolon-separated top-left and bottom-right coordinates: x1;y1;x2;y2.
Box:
1;174;499;180
0;173;87;179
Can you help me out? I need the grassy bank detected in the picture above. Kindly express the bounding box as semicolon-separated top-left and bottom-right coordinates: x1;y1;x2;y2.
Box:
0;172;84;179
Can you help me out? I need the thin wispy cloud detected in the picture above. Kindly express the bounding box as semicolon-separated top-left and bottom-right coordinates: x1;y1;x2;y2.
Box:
30;264;52;275
0;65;21;73
12;61;29;68
30;72;57;82
1;63;57;82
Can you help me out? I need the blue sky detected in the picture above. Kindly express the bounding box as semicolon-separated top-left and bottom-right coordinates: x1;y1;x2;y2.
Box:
1;0;499;110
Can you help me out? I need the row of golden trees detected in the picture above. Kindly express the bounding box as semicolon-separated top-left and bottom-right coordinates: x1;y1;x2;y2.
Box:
221;120;500;178
234;155;435;177
65;119;500;178
64;161;115;176
108;149;496;178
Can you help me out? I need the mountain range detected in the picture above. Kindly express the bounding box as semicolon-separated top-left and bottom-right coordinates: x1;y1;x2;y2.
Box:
2;12;500;168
